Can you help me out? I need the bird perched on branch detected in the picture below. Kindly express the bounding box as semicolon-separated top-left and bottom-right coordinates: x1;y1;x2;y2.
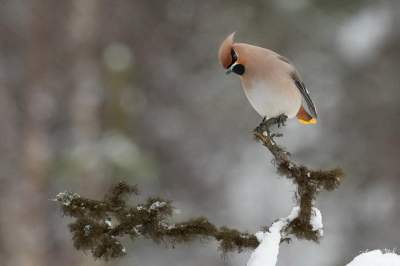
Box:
218;32;318;124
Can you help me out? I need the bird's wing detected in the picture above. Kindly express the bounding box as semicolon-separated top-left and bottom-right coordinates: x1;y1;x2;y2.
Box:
290;71;318;118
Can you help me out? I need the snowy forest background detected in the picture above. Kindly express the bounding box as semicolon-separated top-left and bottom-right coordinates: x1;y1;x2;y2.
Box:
1;0;400;265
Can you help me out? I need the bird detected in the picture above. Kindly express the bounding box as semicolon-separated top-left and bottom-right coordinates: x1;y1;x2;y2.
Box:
218;32;317;124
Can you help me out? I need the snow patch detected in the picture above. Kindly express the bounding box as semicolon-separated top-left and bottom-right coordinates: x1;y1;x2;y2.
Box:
310;208;323;237
247;221;285;266
346;250;400;266
55;191;80;206
83;224;91;236
105;218;112;227
149;201;167;210
247;206;324;266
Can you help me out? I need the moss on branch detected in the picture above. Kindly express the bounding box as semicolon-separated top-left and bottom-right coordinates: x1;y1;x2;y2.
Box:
55;116;344;259
254;115;344;241
56;182;258;260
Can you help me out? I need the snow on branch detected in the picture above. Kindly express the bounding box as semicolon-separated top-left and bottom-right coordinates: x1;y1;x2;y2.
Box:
247;206;323;266
55;115;344;260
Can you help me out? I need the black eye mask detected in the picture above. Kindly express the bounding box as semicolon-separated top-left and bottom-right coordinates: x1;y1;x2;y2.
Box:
227;48;238;69
232;64;245;75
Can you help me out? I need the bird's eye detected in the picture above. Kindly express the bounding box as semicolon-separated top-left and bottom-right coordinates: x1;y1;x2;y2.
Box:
232;64;245;75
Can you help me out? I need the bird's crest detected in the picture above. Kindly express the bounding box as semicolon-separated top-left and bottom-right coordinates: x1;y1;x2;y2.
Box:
218;32;236;69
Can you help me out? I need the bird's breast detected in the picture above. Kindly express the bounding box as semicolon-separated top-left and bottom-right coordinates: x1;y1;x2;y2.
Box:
241;79;301;119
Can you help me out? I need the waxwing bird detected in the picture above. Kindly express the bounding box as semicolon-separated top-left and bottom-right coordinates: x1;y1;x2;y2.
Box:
218;32;317;124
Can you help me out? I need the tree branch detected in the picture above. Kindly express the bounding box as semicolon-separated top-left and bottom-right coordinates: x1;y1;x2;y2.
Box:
55;116;344;260
56;182;259;260
254;115;344;241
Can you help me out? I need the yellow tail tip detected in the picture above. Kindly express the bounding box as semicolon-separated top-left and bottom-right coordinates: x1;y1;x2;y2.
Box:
298;118;317;125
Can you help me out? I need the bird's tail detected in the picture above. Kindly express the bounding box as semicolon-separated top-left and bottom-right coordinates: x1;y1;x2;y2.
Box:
297;106;317;125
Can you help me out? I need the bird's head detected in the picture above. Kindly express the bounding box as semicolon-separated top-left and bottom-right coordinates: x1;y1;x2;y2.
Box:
218;32;246;76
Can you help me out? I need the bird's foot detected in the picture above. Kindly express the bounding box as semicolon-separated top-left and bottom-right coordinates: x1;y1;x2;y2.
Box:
254;117;269;134
254;114;287;134
276;114;287;128
270;133;283;138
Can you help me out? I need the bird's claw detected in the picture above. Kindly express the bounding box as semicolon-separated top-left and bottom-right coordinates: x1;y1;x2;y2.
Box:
270;133;283;138
276;114;287;128
254;115;287;134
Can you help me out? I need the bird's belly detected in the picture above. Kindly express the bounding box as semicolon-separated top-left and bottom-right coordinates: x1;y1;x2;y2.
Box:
243;81;301;119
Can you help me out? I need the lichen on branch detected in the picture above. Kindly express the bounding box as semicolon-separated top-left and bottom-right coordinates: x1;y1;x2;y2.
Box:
56;182;259;260
55;116;344;260
254;115;344;241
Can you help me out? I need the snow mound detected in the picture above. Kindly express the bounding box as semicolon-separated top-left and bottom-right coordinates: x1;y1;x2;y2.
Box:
346;250;400;266
286;206;324;236
246;221;285;266
247;206;324;266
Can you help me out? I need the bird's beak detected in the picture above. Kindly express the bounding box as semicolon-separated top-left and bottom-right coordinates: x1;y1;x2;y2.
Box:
225;63;236;75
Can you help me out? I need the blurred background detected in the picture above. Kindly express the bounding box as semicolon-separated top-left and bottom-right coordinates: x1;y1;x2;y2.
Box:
1;0;399;265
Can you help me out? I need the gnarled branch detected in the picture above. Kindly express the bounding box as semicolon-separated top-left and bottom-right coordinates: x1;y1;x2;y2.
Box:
254;115;344;240
56;182;259;260
55;116;344;260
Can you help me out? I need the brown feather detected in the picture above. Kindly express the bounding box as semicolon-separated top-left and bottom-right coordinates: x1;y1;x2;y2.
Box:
218;32;235;69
